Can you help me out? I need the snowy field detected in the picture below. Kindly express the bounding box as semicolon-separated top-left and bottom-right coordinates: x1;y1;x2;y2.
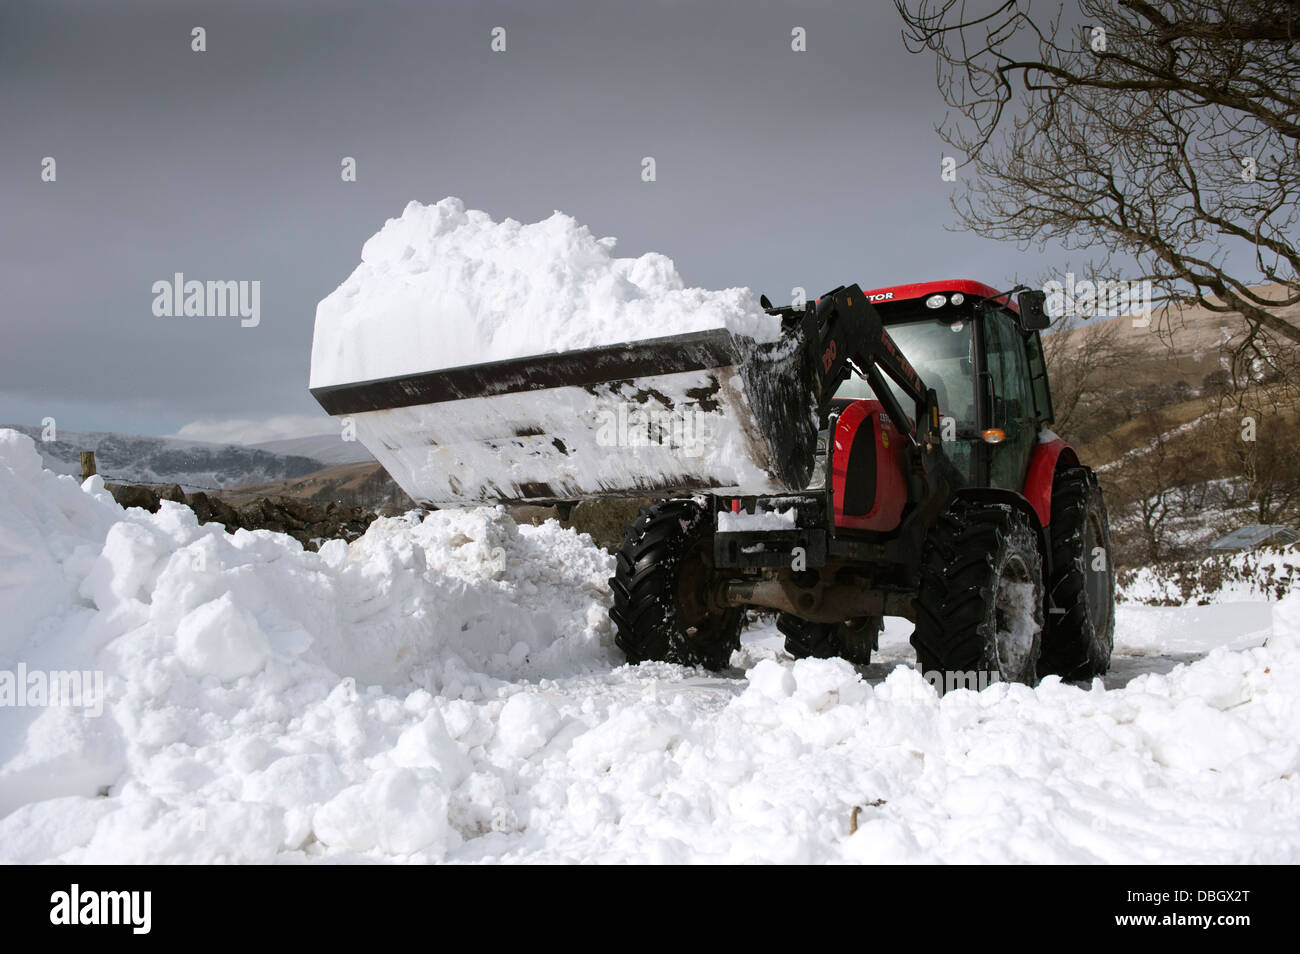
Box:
1;427;1297;863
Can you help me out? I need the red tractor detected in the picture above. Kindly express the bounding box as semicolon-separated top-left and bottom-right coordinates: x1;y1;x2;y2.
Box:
313;279;1115;689
606;282;1114;688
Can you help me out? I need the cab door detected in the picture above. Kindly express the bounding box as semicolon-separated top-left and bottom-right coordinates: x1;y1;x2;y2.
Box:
978;307;1037;491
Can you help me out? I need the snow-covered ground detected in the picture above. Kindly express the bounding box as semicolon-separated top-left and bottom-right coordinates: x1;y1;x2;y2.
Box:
1;427;1297;863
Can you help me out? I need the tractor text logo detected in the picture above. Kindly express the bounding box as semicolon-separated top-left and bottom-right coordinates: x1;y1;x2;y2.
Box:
881;331;920;390
151;273;261;327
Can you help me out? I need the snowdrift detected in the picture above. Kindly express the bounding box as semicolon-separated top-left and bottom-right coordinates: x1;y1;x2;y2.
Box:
1;428;1299;863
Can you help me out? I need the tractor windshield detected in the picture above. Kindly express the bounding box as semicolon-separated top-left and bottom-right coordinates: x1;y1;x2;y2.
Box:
833;314;978;485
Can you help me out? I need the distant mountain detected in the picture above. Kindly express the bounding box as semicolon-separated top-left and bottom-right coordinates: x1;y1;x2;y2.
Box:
1045;282;1300;455
1051;281;1300;358
5;426;329;492
250;434;375;466
219;460;414;513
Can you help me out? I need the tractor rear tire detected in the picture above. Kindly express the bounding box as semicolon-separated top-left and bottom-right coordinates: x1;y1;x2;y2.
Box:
1039;467;1115;680
910;500;1044;691
778;614;879;665
609;499;743;671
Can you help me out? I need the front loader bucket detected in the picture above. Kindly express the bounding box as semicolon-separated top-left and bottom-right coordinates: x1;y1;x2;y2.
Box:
310;329;818;507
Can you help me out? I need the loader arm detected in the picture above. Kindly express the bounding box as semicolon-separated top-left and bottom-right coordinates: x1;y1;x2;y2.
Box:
775;285;944;452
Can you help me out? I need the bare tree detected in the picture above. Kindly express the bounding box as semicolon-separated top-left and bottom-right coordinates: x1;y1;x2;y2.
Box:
1041;313;1131;439
1103;405;1201;562
897;0;1300;352
1103;433;1175;563
1206;338;1300;523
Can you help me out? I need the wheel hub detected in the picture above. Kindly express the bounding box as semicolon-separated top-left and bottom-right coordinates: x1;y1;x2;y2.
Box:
993;554;1036;675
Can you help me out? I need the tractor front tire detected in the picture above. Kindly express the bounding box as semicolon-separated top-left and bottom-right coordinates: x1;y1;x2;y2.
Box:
911;501;1045;691
1039;467;1115;680
778;614;879;665
609;499;743;671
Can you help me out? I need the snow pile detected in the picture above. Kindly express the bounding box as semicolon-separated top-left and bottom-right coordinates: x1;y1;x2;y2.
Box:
0;429;615;860
2;427;1299;863
309;197;780;389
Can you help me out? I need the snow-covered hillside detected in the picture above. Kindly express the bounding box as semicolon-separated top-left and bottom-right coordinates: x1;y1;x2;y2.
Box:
250;434;375;467
1119;545;1299;606
5;425;335;491
1;427;1297;863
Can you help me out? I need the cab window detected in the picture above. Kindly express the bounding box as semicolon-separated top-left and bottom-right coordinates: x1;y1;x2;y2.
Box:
982;309;1036;490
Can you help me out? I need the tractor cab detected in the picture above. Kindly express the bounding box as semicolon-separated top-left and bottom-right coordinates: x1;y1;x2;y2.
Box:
831;280;1054;493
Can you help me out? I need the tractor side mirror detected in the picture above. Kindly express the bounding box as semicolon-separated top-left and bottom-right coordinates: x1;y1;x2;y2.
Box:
1017;289;1050;331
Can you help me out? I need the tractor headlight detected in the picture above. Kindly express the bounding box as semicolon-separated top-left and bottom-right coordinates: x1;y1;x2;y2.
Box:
925;294;947;309
949;292;965;305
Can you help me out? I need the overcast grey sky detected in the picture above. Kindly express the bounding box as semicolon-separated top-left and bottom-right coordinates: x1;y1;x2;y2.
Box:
1;0;1069;442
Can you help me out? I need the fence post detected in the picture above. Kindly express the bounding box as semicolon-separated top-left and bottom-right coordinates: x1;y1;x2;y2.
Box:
80;450;97;481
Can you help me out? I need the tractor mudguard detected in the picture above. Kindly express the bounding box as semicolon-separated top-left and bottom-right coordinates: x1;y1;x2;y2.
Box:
951;485;1051;577
1021;436;1080;527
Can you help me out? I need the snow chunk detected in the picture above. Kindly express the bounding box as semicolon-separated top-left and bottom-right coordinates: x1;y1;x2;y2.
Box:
496;693;562;758
313;767;450;856
309;197;779;388
174;593;270;681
